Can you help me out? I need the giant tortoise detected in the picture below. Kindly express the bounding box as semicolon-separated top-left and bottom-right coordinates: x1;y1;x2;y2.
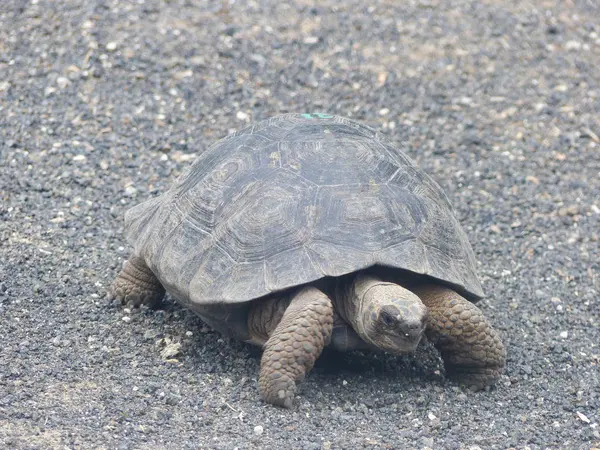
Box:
110;113;506;408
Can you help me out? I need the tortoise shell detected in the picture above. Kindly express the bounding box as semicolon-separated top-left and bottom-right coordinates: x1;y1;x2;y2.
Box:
124;113;483;305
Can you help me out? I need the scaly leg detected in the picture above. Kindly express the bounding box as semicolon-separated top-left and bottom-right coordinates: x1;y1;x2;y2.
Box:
412;285;506;390
258;287;333;408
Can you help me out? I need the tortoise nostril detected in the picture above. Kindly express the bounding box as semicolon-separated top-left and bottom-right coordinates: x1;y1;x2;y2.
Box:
399;319;425;339
407;321;421;330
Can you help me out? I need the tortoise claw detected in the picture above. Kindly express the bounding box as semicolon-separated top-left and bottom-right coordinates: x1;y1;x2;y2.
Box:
109;257;165;309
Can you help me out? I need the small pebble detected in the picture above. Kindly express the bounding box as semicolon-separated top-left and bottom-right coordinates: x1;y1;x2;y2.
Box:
576;411;590;423
106;42;118;52
56;77;70;89
124;185;138;196
144;330;159;340
165;394;181;406
421;437;434;448
558;205;579;216
160;341;182;359
122;316;131;323
253;425;264;436
559;331;568;339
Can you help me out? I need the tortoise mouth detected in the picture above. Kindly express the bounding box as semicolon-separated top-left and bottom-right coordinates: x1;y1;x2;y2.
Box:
362;326;424;354
384;331;423;354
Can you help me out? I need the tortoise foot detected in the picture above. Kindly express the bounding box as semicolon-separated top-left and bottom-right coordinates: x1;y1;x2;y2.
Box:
259;287;333;408
109;256;165;308
446;365;504;391
411;285;506;390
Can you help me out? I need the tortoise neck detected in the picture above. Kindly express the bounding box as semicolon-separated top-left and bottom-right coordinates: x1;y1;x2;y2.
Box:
334;275;382;341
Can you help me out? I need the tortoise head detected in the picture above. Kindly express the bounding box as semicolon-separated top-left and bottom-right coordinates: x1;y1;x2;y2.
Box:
359;280;428;354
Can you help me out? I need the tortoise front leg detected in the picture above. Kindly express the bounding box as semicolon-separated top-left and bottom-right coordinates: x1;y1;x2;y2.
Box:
258;287;334;408
109;256;165;308
411;285;506;390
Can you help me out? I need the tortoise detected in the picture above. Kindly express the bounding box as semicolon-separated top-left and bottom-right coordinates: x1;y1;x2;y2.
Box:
109;113;506;408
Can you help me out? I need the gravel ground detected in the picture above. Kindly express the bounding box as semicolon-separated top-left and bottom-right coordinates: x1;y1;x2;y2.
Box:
1;1;599;448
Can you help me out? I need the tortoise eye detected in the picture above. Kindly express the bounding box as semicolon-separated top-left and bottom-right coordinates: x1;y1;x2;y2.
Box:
380;311;395;326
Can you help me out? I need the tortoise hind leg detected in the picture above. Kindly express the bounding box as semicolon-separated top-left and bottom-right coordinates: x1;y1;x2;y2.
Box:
411;285;506;390
109;256;165;308
258;287;334;408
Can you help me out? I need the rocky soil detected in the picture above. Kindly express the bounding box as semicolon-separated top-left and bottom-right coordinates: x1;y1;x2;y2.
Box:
1;0;599;448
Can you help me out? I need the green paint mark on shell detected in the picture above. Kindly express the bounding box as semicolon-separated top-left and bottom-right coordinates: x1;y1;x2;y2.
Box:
301;113;334;119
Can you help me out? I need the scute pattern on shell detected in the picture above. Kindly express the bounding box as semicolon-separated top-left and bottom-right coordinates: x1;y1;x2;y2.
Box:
124;114;483;304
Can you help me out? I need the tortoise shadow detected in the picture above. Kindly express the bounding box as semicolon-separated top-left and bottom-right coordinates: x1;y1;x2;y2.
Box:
126;296;445;387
